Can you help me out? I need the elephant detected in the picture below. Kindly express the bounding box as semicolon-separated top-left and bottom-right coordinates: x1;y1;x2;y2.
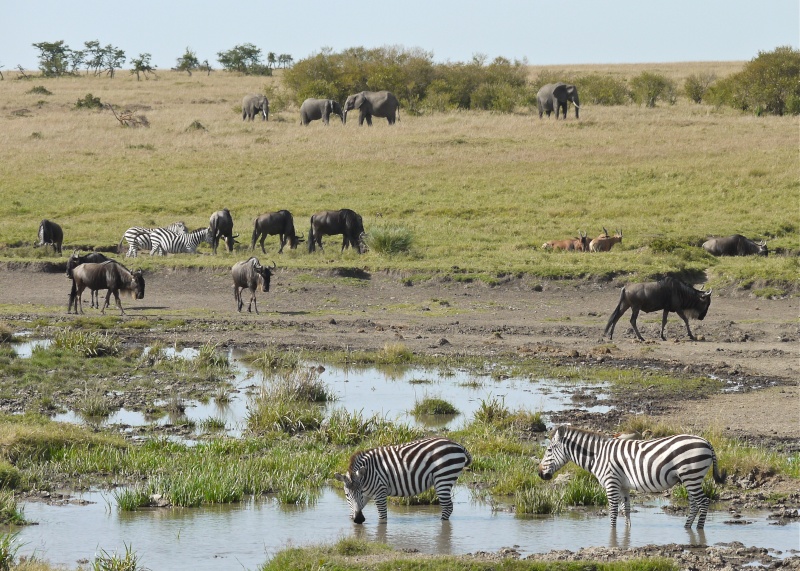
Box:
537;83;580;119
242;94;269;121
343;90;399;126
300;98;343;126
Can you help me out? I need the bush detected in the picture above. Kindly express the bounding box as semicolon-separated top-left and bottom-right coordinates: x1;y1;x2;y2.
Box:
575;73;629;106
630;72;677;107
684;72;716;104
706;46;800;115
27;85;52;95
76;93;103;109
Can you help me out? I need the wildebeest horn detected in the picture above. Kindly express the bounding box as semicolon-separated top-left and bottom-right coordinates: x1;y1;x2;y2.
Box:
298;232;305;240
759;240;766;246
270;260;276;269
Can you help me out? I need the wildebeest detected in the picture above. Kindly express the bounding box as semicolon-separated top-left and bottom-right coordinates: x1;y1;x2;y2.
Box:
308;209;365;253
68;261;145;315
251;210;305;254
590;229;623;252
36;219;63;255
702;234;767;257
604;277;712;341
66;251;113;309
231;257;275;314
209;209;238;254
542;231;589;251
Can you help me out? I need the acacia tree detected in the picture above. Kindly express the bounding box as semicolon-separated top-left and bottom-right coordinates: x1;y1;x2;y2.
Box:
217;43;270;75
130;53;156;80
33;41;82;77
102;45;126;78
175;47;200;76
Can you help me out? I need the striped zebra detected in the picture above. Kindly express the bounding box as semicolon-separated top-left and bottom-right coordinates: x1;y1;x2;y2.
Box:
120;222;187;258
538;426;726;529
149;227;212;255
334;437;472;524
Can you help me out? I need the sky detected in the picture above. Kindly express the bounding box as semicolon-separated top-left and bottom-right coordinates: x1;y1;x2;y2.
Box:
1;1;798;71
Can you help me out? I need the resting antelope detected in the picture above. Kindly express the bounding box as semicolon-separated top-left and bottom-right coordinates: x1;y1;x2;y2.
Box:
590;229;622;252
542;231;589;251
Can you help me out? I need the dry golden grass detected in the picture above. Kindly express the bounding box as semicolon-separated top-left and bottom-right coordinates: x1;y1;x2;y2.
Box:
526;61;746;81
0;67;795;284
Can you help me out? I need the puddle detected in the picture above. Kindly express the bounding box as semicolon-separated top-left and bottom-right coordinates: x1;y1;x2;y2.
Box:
51;351;610;437
11;338;52;358
17;489;797;571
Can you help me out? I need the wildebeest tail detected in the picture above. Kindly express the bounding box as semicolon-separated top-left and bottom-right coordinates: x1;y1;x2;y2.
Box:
604;287;627;336
308;219;315;253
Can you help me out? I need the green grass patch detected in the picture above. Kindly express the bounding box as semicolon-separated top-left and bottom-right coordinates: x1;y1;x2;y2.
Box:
411;397;459;416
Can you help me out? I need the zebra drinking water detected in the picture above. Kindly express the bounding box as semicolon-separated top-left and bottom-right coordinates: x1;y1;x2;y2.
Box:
120;222;188;258
538;426;726;529
149;227;212;255
334;437;472;524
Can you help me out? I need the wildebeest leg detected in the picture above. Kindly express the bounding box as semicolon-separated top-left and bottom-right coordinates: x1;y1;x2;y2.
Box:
250;288;259;314
604;296;630;340
675;310;696;341
111;289;126;315
630;307;645;341
278;234;285;254
234;285;244;312
341;235;348;252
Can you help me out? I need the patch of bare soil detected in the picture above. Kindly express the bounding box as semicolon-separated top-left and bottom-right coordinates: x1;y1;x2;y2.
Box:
1;264;797;442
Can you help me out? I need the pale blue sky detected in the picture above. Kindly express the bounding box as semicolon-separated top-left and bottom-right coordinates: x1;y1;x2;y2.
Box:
2;0;798;71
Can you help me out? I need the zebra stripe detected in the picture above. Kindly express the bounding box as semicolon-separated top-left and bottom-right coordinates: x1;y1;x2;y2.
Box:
121;222;187;258
538;426;725;529
149;227;211;255
334;437;472;524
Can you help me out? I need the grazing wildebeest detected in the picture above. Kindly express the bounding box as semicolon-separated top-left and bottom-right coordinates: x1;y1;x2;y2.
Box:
66;251;113;309
604;277;712;341
542;231;589;251
308;209;365;253
36;219;63;255
231;257;275;314
209;209;238;254
590;229;623;252
68;261;144;315
251;210;305;254
702;234;767;257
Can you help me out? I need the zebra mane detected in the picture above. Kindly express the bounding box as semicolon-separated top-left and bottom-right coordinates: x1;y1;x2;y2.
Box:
555;425;611;440
347;451;365;473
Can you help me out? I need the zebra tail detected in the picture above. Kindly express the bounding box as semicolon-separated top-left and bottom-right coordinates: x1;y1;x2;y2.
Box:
712;452;727;484
462;446;473;468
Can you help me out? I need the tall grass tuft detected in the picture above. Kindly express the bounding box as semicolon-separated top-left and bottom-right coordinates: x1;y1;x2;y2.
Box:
320;409;382;445
364;223;414;255
246;369;332;434
560;470;608;507
53;328;120;357
0;491;26;525
0;532;23;571
113;487;151;512
92;543;143;571
411;397;459;416
515;485;564;515
245;344;302;374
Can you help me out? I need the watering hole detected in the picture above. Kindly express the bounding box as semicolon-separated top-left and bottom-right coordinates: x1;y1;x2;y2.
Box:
9;340;799;568
17;489;797;570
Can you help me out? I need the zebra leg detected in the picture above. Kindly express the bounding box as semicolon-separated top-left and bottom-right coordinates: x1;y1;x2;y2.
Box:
684;485;708;528
696;494;710;529
375;493;388;522
622;491;631;527
606;484;621;527
434;482;455;520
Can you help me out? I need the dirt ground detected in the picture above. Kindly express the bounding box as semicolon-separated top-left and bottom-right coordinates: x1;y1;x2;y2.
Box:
2;263;797;447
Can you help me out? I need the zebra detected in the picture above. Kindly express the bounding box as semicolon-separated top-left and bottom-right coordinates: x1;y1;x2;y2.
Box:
334;437;472;524
538;426;726;529
149;227;212;255
119;222;187;258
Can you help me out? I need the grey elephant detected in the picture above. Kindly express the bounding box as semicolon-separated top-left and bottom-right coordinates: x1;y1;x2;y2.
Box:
537;83;580;119
300;98;343;126
242;94;269;121
343;90;399;126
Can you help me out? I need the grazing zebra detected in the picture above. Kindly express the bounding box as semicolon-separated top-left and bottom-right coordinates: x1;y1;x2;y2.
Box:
538;426;726;529
149;227;212;255
120;222;187;258
334;437;472;524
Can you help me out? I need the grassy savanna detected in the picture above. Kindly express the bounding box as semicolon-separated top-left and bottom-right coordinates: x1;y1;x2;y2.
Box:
0;66;796;286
